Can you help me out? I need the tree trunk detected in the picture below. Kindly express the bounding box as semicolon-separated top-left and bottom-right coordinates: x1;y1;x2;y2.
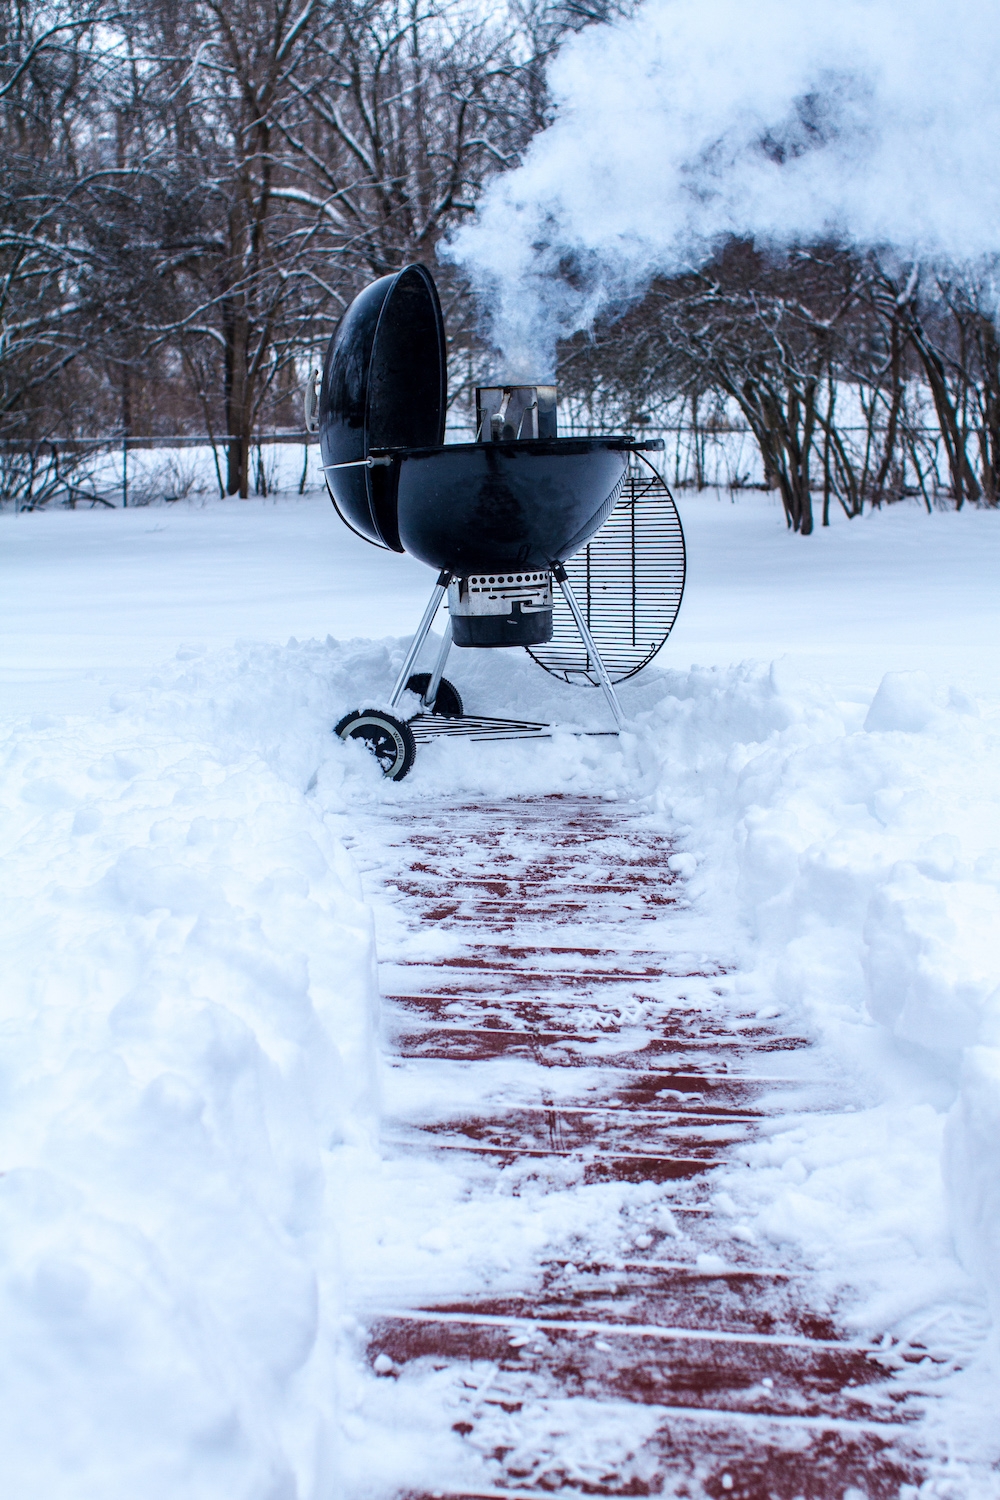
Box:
871;316;903;506
223;299;251;498
690;390;705;489
740;378;815;534
976;314;1000;504
821;376;835;525
907;319;980;507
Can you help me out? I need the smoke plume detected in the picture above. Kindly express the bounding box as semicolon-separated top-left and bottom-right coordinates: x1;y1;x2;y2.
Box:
447;0;1000;377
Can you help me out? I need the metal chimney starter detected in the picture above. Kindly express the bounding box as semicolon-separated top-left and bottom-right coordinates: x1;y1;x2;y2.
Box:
475;385;557;442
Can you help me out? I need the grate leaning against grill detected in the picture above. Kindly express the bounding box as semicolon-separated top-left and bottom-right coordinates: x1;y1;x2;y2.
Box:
528;456;686;685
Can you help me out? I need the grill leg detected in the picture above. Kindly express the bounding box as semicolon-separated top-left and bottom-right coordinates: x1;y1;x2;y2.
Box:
421;618;454;709
552;563;626;732
389;570;452;709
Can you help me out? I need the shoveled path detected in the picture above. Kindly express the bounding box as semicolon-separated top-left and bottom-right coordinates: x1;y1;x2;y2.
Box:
344;796;942;1499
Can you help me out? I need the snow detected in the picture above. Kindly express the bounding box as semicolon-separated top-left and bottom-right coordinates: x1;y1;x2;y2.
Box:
7;487;1000;716
2;486;1000;1492
0;494;433;717
0;553;383;1495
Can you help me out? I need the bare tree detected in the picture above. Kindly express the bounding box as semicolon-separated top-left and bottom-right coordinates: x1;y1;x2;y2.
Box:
0;0;656;504
560;241;863;534
14;0;999;529
90;0;561;494
1;4;105;430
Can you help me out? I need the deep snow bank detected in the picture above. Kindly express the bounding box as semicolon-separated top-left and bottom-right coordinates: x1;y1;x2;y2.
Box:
0;651;379;1497
617;658;1000;1469
632;660;1000;1328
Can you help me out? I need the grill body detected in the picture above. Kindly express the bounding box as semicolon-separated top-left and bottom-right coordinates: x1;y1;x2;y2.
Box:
319;265;632;577
394;438;629;575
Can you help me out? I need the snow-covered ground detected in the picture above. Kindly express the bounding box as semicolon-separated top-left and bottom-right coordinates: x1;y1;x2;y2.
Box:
2;486;1000;1494
6;486;1000;715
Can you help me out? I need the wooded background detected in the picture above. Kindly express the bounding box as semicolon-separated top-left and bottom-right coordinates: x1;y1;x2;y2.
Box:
3;0;1000;531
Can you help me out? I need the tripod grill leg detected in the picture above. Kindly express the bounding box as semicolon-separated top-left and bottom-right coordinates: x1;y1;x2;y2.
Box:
389;571;452;709
552;563;626;732
422;618;454;710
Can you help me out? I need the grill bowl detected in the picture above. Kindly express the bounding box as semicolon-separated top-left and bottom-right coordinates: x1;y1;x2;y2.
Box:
392;437;630;575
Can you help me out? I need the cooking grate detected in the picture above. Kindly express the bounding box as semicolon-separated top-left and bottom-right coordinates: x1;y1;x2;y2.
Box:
527;455;685;685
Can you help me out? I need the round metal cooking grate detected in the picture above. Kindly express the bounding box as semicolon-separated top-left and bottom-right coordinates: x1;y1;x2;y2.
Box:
527;456;686;685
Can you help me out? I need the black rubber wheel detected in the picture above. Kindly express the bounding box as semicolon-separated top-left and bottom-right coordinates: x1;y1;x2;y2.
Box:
334;709;417;780
405;673;464;717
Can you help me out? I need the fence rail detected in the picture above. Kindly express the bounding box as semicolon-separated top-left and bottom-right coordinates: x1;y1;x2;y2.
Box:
0;420;989;509
0;431;311;451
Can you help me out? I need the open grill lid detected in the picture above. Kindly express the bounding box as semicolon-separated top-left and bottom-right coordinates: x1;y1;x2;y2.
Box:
319;264;446;550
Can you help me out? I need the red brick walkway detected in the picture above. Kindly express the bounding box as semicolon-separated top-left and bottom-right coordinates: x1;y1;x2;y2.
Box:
350;797;935;1499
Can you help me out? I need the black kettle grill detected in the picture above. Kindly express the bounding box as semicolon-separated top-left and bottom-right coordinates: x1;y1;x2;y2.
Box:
318;263;684;779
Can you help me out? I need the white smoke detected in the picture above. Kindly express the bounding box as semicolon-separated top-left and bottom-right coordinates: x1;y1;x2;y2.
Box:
447;0;1000;377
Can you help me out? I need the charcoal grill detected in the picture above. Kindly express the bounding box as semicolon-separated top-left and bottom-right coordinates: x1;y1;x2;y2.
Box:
318;264;685;779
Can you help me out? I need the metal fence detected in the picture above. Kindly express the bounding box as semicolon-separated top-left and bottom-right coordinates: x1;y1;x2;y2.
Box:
0;431;312;510
0;419;984;509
